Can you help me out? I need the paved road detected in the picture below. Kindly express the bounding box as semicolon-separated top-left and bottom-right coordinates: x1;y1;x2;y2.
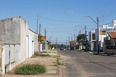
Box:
59;50;116;77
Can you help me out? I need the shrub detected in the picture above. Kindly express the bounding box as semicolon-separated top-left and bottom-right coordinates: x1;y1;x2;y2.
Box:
15;64;46;75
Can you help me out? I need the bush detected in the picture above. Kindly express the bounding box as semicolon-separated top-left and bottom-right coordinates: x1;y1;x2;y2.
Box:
15;64;46;75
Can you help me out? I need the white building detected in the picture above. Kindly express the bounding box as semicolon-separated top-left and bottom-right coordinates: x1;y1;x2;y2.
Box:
0;16;38;75
89;20;116;51
89;30;96;51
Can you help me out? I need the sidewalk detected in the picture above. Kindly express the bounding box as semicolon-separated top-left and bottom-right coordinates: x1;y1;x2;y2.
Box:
1;50;63;77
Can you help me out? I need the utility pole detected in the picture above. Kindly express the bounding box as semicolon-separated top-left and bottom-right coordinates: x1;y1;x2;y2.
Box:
66;40;67;50
84;16;100;54
39;24;41;53
56;38;57;49
79;30;81;35
97;17;100;54
85;25;87;52
45;28;47;40
74;34;75;50
37;16;39;33
68;37;70;50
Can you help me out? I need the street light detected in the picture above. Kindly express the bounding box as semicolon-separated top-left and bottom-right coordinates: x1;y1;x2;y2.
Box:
85;16;100;55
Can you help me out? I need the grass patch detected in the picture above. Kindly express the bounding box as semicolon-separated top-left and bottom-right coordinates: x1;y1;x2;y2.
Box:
40;51;47;53
35;53;50;57
54;56;63;66
52;55;60;58
15;64;46;75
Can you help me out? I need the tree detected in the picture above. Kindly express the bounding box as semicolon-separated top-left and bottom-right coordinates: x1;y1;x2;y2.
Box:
77;34;86;45
38;34;44;43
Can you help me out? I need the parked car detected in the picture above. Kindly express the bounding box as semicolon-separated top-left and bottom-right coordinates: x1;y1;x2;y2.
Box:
60;47;64;50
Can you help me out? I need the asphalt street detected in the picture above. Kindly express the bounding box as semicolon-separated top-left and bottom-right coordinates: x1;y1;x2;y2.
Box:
59;50;116;77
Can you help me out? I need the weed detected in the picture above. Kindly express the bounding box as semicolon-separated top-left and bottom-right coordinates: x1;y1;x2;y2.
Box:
35;53;50;57
40;51;47;53
54;56;63;66
15;64;46;75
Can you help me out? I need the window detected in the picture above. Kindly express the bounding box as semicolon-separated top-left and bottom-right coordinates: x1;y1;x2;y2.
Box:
100;31;106;35
92;34;95;40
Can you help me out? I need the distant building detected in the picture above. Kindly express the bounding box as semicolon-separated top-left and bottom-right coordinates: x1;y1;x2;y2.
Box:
70;40;77;50
40;36;50;51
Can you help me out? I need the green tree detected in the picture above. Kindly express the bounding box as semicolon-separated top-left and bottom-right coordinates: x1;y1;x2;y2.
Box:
77;34;86;45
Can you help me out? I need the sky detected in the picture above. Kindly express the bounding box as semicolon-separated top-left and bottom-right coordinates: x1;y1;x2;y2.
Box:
0;0;116;44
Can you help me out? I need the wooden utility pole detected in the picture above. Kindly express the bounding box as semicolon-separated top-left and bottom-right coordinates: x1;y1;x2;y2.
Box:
39;24;41;53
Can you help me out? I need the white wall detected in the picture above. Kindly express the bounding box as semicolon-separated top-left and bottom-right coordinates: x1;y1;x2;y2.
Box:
29;30;34;58
20;17;29;63
0;17;38;75
26;36;29;58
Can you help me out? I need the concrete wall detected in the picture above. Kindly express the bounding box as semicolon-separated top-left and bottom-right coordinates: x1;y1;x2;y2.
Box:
19;17;29;63
0;45;5;75
0;16;39;75
34;33;38;53
0;17;20;44
29;30;34;58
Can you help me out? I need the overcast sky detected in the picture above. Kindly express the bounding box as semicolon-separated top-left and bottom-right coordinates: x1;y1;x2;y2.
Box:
0;0;116;44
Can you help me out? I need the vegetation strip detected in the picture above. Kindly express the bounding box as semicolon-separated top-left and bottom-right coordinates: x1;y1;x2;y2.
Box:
15;64;46;75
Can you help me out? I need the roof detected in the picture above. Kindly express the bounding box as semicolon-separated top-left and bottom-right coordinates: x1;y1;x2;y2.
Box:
29;29;38;35
108;31;116;39
70;40;77;43
41;36;46;41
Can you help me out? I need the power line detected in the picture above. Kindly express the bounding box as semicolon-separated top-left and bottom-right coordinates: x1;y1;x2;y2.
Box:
40;16;93;23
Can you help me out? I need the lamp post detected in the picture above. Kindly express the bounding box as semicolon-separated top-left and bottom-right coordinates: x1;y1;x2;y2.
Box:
85;16;100;55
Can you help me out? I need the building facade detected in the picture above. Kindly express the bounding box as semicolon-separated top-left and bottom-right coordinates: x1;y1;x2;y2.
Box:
0;16;38;75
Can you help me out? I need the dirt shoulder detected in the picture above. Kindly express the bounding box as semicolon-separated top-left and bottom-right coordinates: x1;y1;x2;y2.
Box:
1;50;63;77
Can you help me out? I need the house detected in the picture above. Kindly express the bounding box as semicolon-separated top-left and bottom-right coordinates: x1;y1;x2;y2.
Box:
104;31;116;55
40;36;50;51
70;40;77;50
89;30;96;51
89;20;116;52
0;16;38;75
95;25;115;51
